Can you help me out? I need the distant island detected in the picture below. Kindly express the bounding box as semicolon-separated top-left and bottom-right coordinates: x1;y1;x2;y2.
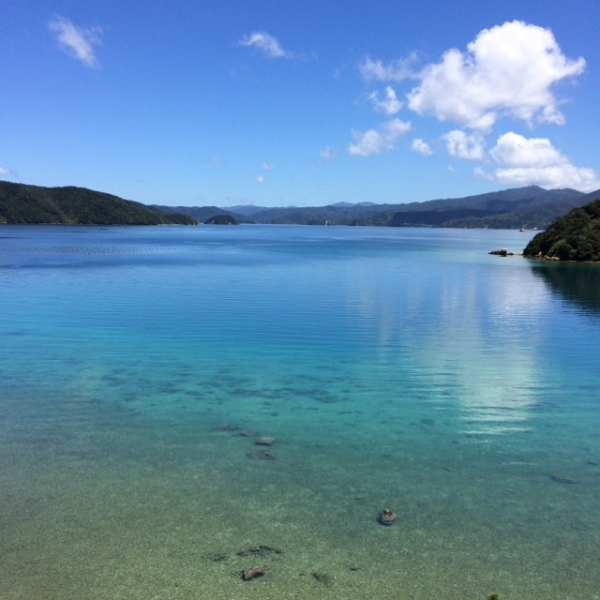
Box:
0;181;197;225
204;214;239;225
523;199;600;262
3;180;600;230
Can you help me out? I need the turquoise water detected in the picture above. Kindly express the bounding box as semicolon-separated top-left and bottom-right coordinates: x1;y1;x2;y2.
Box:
1;224;599;599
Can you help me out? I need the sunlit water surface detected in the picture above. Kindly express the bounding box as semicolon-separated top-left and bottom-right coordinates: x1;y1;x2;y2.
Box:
1;225;599;600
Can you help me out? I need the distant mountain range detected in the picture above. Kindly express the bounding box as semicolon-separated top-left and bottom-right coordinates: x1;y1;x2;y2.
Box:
153;186;600;229
2;180;599;229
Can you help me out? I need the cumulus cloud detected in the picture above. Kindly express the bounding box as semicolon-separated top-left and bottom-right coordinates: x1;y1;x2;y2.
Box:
359;54;417;82
488;132;600;191
368;86;402;115
48;15;102;68
349;119;411;156
407;21;585;130
443;130;485;160
412;138;432;156
239;31;290;58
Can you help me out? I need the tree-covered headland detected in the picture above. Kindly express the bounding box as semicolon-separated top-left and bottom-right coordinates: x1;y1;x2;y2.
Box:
0;181;197;225
523;200;600;262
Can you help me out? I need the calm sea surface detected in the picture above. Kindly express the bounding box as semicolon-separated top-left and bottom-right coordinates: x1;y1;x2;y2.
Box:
1;224;599;599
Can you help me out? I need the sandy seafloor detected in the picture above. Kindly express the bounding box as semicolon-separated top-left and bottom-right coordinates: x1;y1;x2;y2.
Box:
3;359;599;600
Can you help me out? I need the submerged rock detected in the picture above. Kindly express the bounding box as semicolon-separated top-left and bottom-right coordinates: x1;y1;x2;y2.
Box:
311;571;333;585
241;565;265;581
255;436;276;446
377;508;397;526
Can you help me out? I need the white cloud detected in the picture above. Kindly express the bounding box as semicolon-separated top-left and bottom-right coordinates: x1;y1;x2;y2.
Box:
359;54;417;82
319;146;337;161
349;119;411;156
0;166;17;179
48;15;102;68
369;86;402;115
261;162;274;171
491;132;561;168
473;166;490;180
412;138;432;156
407;21;585;130
443;130;485;160
255;175;266;184
488;132;600;191
239;31;290;58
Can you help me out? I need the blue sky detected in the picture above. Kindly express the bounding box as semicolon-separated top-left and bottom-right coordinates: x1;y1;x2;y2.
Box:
2;0;599;207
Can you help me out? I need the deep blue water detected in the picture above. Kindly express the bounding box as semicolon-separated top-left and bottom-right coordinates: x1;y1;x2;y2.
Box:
1;225;599;599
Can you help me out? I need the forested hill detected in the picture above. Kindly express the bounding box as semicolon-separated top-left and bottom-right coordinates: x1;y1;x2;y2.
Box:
523;199;600;261
0;181;197;225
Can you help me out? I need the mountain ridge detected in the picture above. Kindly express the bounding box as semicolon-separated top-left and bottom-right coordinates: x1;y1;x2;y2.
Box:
2;180;598;229
154;186;596;229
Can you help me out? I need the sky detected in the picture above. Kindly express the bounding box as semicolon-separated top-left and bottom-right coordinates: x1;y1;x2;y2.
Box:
2;0;600;207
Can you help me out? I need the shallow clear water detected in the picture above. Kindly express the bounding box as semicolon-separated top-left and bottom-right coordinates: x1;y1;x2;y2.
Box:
1;224;599;599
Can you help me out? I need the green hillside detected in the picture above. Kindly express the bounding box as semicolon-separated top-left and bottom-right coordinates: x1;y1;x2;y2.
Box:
523;199;600;261
0;181;197;225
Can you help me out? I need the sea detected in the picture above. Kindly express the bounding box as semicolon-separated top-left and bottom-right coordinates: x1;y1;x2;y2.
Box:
1;224;599;600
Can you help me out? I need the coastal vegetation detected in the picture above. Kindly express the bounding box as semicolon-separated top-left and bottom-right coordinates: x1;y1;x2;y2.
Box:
204;214;239;225
0;181;197;225
523;199;600;261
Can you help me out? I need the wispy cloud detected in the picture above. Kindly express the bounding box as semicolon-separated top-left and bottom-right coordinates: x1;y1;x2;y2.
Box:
359;54;418;82
319;146;337;162
48;15;102;68
0;166;17;178
483;132;600;191
368;86;402;115
412;138;432;156
239;31;291;59
253;162;274;184
349;119;411;156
